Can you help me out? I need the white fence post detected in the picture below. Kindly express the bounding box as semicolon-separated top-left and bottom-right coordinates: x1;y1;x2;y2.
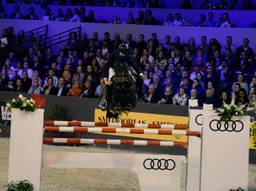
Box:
200;109;250;191
8;109;44;191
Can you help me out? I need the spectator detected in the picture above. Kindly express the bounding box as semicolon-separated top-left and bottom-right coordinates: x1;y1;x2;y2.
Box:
203;89;217;107
68;80;82;97
235;88;249;106
14;78;24;93
158;86;173;104
54;8;65;21
197;14;208;27
81;80;95;98
9;5;23;19
41;77;58;95
24;6;39;20
207;12;217;27
136;10;144;24
173;87;188;105
126;12;135;24
27;78;42;94
57;77;69;96
87;9;96;23
181;0;192;9
143;9;158;25
219;12;232;28
21;71;32;92
70;8;81;22
163;13;174;26
143;83;160;103
173;13;183;27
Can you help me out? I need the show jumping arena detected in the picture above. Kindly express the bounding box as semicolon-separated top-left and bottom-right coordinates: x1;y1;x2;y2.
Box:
1;104;256;191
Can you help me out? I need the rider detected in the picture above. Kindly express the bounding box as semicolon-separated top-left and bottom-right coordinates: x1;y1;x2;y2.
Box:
99;43;143;114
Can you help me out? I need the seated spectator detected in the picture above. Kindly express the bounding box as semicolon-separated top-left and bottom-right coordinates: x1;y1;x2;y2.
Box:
24;6;39;20
235;88;249;106
232;74;249;94
158;86;173;104
163;13;174;26
173;13;183;27
135;0;146;8
197;14;208;27
236;38;254;60
216;0;231;10
143;83;160;103
79;7;87;22
65;8;73;21
0;69;10;91
87;9;96;23
81;80;95;98
181;0;192;9
126;12;135;24
57;77;69;96
95;78;104;97
146;0;165;8
54;8;66;21
41;77;58;95
44;69;59;87
9;5;23;19
143;9;158;25
207;12;217;27
219;13;232;28
27;78;42;95
136;10;144;24
173;87;188;106
203;89;217;107
21;71;32;92
68;80;82;97
14;78;25;93
70;8;81;22
218;90;231;107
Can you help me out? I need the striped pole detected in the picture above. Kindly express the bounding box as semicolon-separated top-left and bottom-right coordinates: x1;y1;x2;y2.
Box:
44;120;187;129
43;137;187;148
44;126;201;137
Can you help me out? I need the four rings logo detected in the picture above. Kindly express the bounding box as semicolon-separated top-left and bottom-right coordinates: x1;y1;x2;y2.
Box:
143;158;176;170
209;119;244;132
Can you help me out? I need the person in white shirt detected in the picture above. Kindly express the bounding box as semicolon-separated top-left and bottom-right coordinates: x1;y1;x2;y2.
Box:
70;8;81;22
173;87;188;106
27;78;42;95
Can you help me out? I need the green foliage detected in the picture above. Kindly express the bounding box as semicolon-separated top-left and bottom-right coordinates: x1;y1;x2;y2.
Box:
229;187;244;191
6;95;35;112
6;180;34;191
216;103;246;121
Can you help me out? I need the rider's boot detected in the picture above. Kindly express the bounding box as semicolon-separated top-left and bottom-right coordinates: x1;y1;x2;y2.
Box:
99;99;107;110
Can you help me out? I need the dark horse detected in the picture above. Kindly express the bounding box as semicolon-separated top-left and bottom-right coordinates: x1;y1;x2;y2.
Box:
105;55;139;119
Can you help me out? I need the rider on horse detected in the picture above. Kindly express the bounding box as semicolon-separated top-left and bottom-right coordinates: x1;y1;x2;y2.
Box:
99;43;143;119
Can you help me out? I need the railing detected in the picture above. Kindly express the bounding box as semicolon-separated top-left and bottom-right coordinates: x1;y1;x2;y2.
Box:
24;25;48;46
46;26;81;48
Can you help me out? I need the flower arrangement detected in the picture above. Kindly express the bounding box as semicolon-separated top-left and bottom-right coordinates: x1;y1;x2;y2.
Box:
216;103;246;121
6;94;35;112
6;180;34;191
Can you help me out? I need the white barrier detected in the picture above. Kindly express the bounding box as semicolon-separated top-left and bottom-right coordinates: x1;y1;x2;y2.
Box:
43;152;185;191
7;105;250;191
8;109;44;191
200;109;250;191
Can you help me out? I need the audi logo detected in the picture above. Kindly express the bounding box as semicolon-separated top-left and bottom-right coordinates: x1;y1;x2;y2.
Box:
209;119;244;132
143;158;176;170
195;114;203;126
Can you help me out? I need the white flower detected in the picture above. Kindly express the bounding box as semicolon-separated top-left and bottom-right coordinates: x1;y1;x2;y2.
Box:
6;103;11;108
22;103;27;107
12;98;16;102
18;94;23;99
224;104;230;110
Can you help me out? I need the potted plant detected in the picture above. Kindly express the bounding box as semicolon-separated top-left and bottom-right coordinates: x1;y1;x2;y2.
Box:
6;180;34;191
6;94;35;112
216;103;246;121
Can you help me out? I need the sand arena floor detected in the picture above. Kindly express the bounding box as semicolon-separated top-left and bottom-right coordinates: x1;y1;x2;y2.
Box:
0;138;256;191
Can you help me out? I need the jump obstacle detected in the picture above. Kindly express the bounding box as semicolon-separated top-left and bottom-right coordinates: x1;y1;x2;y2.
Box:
45;120;187;129
7;102;251;191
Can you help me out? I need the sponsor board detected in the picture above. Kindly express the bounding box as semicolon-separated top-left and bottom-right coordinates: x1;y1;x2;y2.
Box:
95;109;256;149
94;109;188;142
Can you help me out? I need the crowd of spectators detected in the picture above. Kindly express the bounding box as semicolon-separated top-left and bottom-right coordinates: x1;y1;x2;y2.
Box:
3;5;246;28
1;26;256;108
5;0;256;10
